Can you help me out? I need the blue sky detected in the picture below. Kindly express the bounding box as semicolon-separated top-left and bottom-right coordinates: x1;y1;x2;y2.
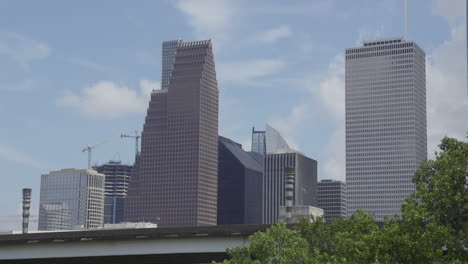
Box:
0;0;466;230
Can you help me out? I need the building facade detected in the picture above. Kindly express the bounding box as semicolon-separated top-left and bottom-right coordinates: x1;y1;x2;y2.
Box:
263;151;318;224
38;169;105;231
94;161;133;224
218;136;263;225
125;40;219;227
317;180;347;222
161;39;183;90
345;37;427;221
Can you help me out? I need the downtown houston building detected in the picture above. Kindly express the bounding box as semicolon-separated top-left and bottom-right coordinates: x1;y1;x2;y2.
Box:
345;37;427;221
124;40;219;227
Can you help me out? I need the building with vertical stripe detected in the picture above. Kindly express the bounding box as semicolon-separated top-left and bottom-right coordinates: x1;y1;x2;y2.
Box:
263;151;317;224
345;37;427;221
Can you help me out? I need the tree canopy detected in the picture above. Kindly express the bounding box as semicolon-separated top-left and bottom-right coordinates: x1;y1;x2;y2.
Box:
214;136;468;264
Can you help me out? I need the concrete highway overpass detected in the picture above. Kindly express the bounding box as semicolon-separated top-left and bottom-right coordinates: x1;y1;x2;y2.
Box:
0;224;271;264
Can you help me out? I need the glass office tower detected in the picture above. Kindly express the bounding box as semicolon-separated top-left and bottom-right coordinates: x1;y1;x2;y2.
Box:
218;136;263;225
38;169;105;231
345;37;427;221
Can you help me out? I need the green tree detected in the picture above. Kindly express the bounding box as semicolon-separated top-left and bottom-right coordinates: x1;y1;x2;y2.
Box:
214;222;311;264
410;136;468;260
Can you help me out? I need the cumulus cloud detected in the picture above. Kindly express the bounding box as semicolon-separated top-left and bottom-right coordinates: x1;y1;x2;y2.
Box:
217;59;285;83
173;0;235;43
432;0;465;25
56;80;160;119
426;19;468;156
0;31;50;70
250;25;292;44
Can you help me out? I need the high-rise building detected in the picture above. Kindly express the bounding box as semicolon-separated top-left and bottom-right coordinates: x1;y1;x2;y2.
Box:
263;151;318;224
251;124;291;155
38;169;105;231
317;180;347;222
345;37;427;221
218;136;263;225
161;39;183;90
94;161;133;224
125;40;219;227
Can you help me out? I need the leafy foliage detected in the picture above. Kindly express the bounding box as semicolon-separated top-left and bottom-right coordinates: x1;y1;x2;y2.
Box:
214;137;468;264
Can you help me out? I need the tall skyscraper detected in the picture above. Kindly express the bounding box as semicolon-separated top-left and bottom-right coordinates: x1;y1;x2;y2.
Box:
263;151;318;224
38;169;105;231
317;180;347;222
251;124;291;155
125;40;219;227
218;136;263;225
94;161;133;224
161;39;183;90
345;37;427;221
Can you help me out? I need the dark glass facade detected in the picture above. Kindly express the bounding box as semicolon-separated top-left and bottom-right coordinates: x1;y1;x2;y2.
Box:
218;136;263;225
94;161;133;224
125;40;219;227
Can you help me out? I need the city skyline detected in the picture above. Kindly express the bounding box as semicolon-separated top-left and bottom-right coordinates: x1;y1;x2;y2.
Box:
0;0;466;231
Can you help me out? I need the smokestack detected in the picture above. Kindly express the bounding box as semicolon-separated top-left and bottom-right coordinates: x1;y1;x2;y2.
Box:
284;167;295;224
22;188;32;234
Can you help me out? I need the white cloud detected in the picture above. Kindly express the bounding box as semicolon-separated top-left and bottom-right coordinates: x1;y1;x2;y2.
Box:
270;53;345;180
314;54;345;120
0;32;50;70
321;127;345;181
218;59;285;83
251;25;292;44
0;143;43;169
432;0;465;25
56;80;160;120
173;0;235;41
426;20;468;156
269;104;308;150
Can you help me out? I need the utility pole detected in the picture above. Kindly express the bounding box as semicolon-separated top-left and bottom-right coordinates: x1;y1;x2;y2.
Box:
121;131;141;157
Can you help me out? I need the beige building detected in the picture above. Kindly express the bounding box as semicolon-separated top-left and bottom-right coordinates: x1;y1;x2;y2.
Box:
38;169;105;231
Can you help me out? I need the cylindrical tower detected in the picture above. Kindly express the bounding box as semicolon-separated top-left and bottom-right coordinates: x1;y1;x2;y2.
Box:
284;167;295;224
22;188;32;234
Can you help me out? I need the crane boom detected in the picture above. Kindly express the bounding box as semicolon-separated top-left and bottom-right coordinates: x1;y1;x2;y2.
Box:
82;140;109;169
121;130;140;157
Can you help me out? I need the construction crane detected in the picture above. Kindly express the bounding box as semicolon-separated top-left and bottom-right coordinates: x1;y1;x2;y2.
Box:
121;130;141;157
82;140;109;169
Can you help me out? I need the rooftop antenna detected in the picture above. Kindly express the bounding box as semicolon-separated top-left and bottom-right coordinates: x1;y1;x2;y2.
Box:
404;0;408;39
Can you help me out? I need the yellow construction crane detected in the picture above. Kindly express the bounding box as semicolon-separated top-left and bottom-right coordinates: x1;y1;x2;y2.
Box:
82;140;109;169
121;131;140;157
